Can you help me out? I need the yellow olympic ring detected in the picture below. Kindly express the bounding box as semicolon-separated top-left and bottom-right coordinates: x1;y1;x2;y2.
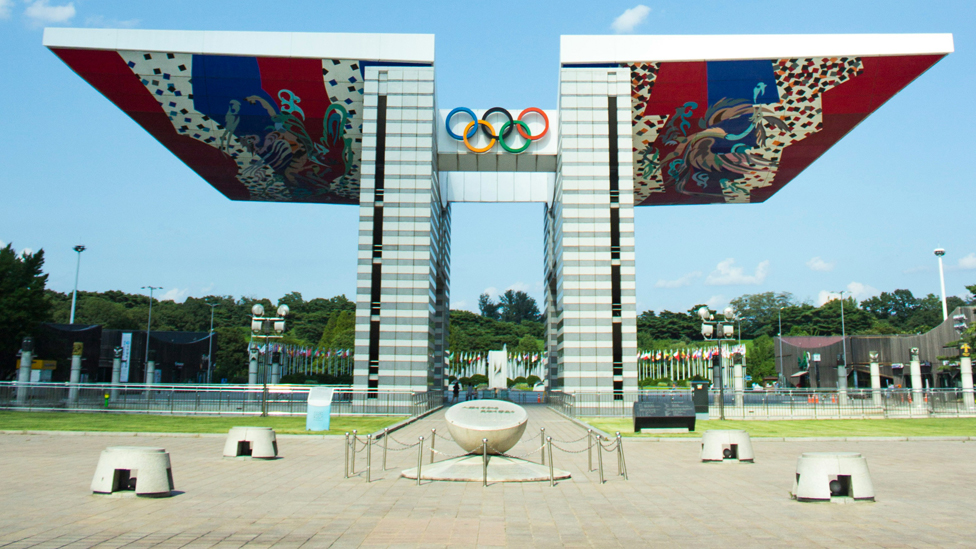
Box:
462;120;497;154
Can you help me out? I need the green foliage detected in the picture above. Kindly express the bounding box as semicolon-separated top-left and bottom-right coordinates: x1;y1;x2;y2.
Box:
0;245;51;379
317;309;355;349
636;306;706;345
279;372;353;385
449;309;543;354
497;290;541;323
525;375;541;386
478;292;501;320
747;335;776;382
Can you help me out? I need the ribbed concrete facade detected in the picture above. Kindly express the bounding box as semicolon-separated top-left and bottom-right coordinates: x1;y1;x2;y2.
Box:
545;67;639;393
354;66;450;393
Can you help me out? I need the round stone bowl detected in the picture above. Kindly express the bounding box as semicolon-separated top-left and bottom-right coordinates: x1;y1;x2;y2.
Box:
445;400;529;455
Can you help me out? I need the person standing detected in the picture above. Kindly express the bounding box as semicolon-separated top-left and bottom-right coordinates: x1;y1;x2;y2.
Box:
452;381;460;403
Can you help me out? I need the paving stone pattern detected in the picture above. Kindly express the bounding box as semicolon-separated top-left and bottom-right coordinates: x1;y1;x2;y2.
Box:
1;405;975;547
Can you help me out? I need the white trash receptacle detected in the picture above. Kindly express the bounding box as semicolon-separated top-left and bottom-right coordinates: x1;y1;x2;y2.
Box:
306;387;335;431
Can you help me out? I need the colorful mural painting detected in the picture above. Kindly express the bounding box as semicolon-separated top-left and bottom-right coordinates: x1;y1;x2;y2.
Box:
51;48;429;204
628;55;944;205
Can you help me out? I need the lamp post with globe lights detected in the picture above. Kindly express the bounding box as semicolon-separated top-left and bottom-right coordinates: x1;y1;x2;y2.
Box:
698;306;738;420
935;248;948;321
250;303;289;417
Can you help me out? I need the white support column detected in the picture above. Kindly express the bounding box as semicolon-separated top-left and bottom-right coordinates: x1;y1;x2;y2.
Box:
16;337;32;405
354;65;443;394
69;344;83;404
146;360;156;386
248;345;258;386
960;345;974;412
111;346;122;401
869;351;882;408
909;348;925;414
733;359;744;408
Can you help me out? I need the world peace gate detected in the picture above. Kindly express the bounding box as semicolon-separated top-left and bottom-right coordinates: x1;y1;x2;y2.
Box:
43;28;952;396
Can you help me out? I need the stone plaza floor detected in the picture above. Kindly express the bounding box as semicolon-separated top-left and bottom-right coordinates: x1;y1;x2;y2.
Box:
1;405;975;547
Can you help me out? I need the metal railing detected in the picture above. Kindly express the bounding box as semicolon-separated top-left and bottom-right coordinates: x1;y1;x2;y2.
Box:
549;388;976;420
0;382;441;417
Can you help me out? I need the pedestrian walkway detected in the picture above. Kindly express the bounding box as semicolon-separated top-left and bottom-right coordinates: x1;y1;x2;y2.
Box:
2;408;976;546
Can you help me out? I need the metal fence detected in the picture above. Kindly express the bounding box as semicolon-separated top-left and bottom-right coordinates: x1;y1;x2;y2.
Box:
549;388;976;420
0;382;441;417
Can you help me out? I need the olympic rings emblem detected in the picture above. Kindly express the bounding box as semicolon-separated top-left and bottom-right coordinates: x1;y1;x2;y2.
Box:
445;107;549;154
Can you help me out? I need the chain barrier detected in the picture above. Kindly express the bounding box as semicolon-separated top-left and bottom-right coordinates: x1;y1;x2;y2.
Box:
430;447;470;459
354;436;369;453
599;439;618;452
387;435;421;448
385;439;422;451
549;440;591;454
487;442;547;460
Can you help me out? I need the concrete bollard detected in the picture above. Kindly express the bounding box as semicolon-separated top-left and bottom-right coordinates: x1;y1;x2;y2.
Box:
700;430;755;462
792;452;875;502
91;446;174;497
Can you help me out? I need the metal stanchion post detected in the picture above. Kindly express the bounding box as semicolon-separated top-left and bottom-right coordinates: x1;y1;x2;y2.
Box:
616;433;627;479
482;438;488;487
596;436;605;484
431;428;436;464
587;429;593;472
416;436;424;486
351;429;357;474
366;434;372;483
344;432;349;479
540;427;546;465
547;437;554;487
383;428;389;470
616;431;623;475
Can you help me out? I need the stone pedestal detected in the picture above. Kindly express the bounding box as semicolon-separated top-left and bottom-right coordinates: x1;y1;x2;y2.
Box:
700;430;754;462
445;400;528;454
223;427;278;459
271;362;280;384
91;446;174;497
792;452;875;502
145;360;156;385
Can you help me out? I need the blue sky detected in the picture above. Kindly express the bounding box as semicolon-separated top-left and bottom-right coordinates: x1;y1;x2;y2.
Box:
1;0;973;315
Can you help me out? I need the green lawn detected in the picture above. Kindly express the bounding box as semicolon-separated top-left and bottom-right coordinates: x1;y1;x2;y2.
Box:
0;412;404;436
583;417;976;438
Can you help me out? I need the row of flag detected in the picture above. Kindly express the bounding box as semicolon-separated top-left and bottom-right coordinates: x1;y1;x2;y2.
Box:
637;344;746;362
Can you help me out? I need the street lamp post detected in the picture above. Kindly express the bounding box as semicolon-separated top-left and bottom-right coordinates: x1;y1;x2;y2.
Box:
69;245;86;324
250;303;289;417
142;286;162;384
935;248;948;321
207;302;218;383
699;306;737;420
837;290;849;398
777;307;784;387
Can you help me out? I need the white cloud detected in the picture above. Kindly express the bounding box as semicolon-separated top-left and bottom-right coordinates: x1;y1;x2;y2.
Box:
18;247;33;257
84;15;139;28
507;281;530;294
200;283;215;294
705;258;770;286
655;271;701;288
806;256;834;272
160;287;189;303
816;282;879;306
452;299;471;312
0;0;14;19
482;286;499;300
611;4;650;33
705;295;727;309
24;0;75;27
959;253;976;270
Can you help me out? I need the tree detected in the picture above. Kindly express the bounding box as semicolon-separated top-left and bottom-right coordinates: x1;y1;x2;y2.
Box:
728;292;798;338
514;334;543;356
478;293;501;320
747;335;776;382
0;244;52;380
318;310;355;349
498;290;541;324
